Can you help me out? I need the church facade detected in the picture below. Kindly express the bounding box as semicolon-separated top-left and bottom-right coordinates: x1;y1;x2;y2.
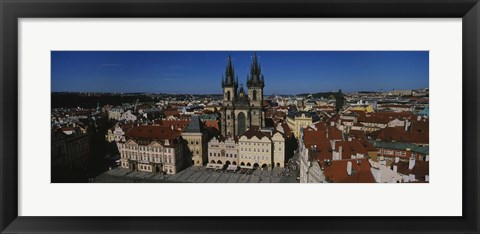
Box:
220;53;265;137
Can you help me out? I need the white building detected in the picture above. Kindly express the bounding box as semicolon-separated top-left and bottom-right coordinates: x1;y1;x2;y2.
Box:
120;110;137;122
117;125;186;174
298;128;327;183
108;107;124;120
207;136;239;166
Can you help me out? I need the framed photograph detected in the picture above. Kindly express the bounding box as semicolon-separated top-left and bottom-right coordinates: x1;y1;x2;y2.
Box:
1;0;478;233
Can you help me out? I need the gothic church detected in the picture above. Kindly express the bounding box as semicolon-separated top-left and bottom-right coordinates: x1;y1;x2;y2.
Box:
221;53;265;137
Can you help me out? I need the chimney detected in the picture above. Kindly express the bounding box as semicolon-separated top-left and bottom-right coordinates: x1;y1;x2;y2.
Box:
417;115;421;121
425;155;429;162
348;137;352;141
339;146;343;160
404;119;409;131
330;121;334;126
346;161;353;176
408;157;415;170
393;165;398;173
395;157;400;163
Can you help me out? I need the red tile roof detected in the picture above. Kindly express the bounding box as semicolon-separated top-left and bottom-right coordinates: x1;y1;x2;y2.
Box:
155;119;190;131
410;119;429;133
334;140;369;159
124;125;181;146
394;160;429;182
164;110;181;117
370;126;429;144
348;130;366;139
308;142;333;161
241;126;273;139
204;119;219;130
354;111;415;124
280;122;293;138
321;158;375;183
304;129;327;148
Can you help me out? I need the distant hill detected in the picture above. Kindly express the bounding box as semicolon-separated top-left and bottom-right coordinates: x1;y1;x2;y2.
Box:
296;92;338;99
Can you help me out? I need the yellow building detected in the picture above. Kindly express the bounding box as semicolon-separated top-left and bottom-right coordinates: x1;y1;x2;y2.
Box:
105;129;115;143
238;127;286;169
351;105;374;113
286;112;318;138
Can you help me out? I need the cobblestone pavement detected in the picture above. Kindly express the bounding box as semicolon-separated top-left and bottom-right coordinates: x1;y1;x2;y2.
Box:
91;165;299;183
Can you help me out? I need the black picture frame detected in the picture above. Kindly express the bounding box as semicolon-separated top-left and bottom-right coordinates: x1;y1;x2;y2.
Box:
1;0;479;233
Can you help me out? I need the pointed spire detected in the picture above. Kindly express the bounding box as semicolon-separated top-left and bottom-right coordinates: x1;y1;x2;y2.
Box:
248;52;263;86
224;54;235;86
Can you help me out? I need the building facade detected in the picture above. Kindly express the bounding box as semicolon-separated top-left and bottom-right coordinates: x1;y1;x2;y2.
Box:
51;127;90;182
220;53;265;137
237;127;286;169
118;125;186;174
286;111;320;138
207;136;239;165
181;116;208;166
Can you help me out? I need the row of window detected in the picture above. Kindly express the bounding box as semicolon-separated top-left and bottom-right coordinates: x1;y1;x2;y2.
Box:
139;164;152;171
120;144;172;153
240;155;270;160
209;144;239;148
121;153;173;164
189;141;200;145
379;149;407;156
210;152;237;158
241;147;269;153
240;142;269;146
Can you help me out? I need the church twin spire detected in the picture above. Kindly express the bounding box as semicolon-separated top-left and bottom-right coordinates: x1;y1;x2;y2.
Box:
222;52;264;89
222;55;238;88
247;52;265;88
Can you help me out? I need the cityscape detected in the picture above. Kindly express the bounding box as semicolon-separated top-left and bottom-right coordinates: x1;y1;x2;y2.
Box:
51;51;429;183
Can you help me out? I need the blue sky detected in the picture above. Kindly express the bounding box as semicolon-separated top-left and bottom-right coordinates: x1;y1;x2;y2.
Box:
51;51;428;95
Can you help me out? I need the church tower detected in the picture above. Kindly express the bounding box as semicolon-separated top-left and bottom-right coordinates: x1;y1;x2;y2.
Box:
222;55;238;105
221;55;238;136
247;52;265;128
220;53;266;137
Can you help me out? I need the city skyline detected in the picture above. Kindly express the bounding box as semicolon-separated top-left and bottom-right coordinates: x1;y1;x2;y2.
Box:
51;51;429;95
